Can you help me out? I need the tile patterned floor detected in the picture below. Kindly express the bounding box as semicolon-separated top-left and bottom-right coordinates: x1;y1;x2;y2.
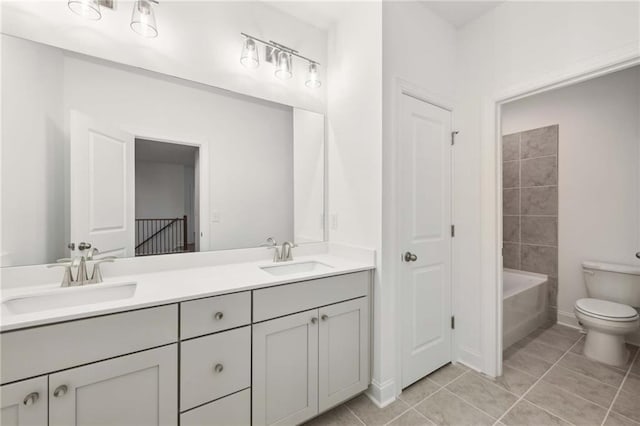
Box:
305;324;640;426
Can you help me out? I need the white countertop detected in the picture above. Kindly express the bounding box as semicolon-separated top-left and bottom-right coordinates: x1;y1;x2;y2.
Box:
0;253;374;332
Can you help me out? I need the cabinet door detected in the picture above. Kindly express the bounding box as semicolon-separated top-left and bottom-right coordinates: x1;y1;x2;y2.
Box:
49;345;177;426
252;310;319;426
1;376;47;426
319;297;370;411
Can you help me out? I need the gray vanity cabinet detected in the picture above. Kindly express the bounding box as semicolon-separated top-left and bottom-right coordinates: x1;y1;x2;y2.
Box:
252;272;371;426
48;345;178;426
252;309;320;426
1;376;48;426
318;297;369;412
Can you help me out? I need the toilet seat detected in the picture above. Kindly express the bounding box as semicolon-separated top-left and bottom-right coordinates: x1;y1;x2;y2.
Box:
575;298;639;322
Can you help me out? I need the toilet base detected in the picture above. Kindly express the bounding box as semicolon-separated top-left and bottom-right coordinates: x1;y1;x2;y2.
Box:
583;329;629;367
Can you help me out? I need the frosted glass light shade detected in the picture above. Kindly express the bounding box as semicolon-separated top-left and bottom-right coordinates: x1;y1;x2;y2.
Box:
275;51;292;80
240;38;259;69
131;0;158;38
305;63;321;88
68;0;101;20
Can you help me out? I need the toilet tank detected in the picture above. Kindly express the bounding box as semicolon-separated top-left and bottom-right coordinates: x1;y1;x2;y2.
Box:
582;261;640;307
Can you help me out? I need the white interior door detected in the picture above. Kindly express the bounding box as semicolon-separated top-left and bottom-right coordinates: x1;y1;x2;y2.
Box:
399;94;453;388
70;110;135;257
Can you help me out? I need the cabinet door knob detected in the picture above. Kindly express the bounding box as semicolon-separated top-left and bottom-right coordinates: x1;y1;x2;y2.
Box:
213;312;224;321
23;392;39;406
310;317;318;324
213;363;224;373
53;385;68;398
321;314;329;321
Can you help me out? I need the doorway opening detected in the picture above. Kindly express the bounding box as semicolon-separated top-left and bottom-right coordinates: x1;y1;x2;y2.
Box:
134;139;199;256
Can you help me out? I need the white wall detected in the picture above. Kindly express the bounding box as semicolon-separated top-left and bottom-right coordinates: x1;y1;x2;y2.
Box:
293;109;325;243
1;37;66;266
135;161;189;219
502;66;640;327
1;35;296;263
379;1;456;403
455;1;640;373
326;1;383;401
1;1;327;113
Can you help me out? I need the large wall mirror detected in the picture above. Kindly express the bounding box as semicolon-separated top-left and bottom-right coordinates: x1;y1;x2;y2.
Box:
1;34;325;267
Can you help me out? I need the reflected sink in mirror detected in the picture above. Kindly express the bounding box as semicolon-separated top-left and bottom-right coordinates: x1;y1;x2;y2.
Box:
260;261;334;276
2;282;137;315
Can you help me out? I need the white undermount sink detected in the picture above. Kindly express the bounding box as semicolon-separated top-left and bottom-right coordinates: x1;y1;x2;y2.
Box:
2;281;137;315
260;261;334;276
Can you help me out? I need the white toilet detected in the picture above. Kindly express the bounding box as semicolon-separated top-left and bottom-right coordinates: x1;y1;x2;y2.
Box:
574;261;640;367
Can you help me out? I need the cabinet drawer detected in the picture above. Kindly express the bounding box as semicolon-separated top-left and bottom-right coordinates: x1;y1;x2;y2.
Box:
180;291;250;339
181;389;250;426
253;272;370;322
180;326;251;410
1;305;178;385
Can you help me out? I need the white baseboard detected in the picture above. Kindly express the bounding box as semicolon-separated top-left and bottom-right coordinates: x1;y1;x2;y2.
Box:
558;309;640;346
366;378;396;408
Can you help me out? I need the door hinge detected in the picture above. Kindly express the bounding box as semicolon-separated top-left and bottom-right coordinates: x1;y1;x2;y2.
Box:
451;225;455;237
451;316;455;329
451;130;459;146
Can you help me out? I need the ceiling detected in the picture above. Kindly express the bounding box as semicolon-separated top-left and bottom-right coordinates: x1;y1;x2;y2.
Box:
419;1;503;28
266;1;503;31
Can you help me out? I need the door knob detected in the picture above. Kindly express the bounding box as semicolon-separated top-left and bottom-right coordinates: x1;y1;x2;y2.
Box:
403;252;418;262
213;312;224;321
636;252;640;259
213;363;224;373
321;314;329;321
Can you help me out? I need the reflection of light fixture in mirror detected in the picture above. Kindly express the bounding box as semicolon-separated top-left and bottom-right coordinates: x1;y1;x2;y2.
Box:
68;0;102;20
131;0;158;38
275;51;292;80
305;62;321;88
240;37;259;69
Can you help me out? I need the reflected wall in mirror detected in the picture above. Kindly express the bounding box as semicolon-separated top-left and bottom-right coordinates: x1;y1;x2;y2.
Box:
1;34;325;267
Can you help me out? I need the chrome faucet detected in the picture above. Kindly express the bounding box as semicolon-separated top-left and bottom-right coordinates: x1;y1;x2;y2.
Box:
260;237;297;262
48;244;116;287
280;241;296;262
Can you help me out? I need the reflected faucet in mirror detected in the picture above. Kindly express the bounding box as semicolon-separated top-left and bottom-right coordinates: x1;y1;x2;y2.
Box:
47;244;116;287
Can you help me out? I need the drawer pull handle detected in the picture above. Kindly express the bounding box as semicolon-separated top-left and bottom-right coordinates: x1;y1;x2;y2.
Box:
310;317;318;324
214;363;224;373
53;385;68;398
23;392;39;406
321;314;329;321
214;312;224;321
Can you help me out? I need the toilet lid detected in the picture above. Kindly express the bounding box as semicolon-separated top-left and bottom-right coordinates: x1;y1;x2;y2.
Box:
575;298;639;321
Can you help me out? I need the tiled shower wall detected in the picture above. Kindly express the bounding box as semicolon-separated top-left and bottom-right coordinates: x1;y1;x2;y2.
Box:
502;125;559;316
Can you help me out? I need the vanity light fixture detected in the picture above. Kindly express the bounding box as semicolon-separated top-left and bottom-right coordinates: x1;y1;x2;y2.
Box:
130;0;159;38
240;37;259;69
68;0;102;20
306;62;321;88
240;33;321;88
275;51;293;80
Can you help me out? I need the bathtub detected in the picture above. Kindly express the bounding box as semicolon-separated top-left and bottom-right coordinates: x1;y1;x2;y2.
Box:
503;269;548;349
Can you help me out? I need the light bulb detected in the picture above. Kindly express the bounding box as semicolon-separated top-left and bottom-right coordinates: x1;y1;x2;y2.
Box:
240;38;259;69
131;0;158;38
305;62;321;88
68;0;101;20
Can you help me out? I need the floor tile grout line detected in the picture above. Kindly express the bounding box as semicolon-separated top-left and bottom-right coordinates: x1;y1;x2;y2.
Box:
344;403;366;426
493;333;585;426
439;386;500;422
550;362;624;391
600;349;640;426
